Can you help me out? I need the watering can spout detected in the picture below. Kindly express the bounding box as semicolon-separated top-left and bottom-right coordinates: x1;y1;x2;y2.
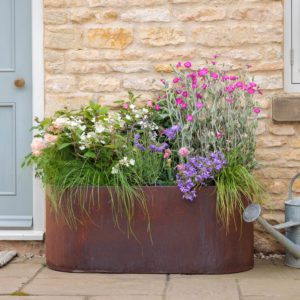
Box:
243;204;300;259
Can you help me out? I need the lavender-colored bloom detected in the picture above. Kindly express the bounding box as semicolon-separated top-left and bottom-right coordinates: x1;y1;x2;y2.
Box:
149;142;168;153
163;125;181;140
176;151;226;201
134;133;146;151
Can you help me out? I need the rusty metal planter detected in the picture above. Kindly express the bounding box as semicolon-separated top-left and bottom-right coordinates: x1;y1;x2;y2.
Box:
46;186;253;274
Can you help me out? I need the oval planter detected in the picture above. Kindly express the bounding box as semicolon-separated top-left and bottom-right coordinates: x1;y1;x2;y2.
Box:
46;186;253;274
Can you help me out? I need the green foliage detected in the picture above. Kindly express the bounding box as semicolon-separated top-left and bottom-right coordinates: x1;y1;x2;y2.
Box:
215;149;265;227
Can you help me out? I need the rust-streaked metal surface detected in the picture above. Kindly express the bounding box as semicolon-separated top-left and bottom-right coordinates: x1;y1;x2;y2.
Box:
46;186;253;274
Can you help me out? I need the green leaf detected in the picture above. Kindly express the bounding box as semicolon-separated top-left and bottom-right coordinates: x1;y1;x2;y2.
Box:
84;151;96;158
57;143;72;150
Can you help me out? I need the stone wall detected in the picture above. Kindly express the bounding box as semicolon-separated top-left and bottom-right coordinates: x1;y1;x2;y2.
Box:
44;0;292;253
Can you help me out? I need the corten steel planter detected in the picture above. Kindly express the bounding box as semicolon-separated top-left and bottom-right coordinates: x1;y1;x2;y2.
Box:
46;186;253;274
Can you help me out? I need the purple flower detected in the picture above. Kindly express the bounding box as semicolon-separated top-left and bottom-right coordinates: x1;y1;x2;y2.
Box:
176;151;226;201
163;125;181;140
134;133;146;151
149;142;168;153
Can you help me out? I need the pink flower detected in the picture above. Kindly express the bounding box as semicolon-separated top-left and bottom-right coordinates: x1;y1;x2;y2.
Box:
247;87;255;95
211;72;219;80
211;61;216;65
192;83;198;89
186;115;193;122
215;132;223;139
230;76;238;81
160;79;166;85
44;133;58;144
181;102;188;109
202;84;208;90
253;107;261;114
222;75;230;81
213;54;219;59
196;92;202;99
178;147;190;157
198;68;208;77
182;91;188;98
176;62;182;68
226;98;234;104
173;77;180;84
147;100;153;107
31;138;46;157
184;61;192;68
176;97;183;105
249;82;257;87
164;149;171;159
196;102;204;109
155;104;160;111
177;164;185;171
123;103;129;109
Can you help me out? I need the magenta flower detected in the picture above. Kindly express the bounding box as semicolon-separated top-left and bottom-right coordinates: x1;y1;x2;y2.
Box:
230;76;238;81
196;92;202;99
198;68;208;77
192;83;198;89
215;132;223;139
211;72;219;80
211;61;216;65
213;54;219;59
176;97;183;105
222;75;230;81
182;91;188;98
173;77;180;84
247;87;255;94
226;98;234;104
186;115;193;122
181;102;188;109
178;147;190;157
123;103;129;109
184;61;192;68
202;84;208;90
249;82;257;87
253;107;260;114
176;62;182;68
155;104;160;111
235;81;243;88
196;102;204;109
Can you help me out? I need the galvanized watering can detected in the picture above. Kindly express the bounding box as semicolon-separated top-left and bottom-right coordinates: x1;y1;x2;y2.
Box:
243;173;300;268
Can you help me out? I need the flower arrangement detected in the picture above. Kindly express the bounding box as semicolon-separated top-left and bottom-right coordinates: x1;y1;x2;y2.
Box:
24;57;265;230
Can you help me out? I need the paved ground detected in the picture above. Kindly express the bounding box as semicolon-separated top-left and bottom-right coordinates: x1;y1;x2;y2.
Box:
0;256;299;300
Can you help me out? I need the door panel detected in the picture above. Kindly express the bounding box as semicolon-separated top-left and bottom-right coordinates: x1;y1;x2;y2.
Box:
0;0;33;228
0;0;15;71
0;103;16;195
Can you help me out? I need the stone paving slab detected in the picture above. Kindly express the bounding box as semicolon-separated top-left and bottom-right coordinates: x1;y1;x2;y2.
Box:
0;297;84;300
239;278;300;299
0;263;42;294
0;258;299;299
166;277;239;300
23;268;166;296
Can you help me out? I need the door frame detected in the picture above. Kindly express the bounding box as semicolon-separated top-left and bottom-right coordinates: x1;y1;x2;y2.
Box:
0;0;44;240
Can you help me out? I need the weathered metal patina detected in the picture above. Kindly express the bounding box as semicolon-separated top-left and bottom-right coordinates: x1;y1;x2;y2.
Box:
46;186;253;274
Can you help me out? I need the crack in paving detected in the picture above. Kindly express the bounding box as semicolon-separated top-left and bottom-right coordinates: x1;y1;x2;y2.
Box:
17;264;45;294
162;274;170;300
236;278;244;300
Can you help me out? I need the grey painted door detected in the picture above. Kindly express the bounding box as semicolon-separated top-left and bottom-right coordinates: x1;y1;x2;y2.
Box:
0;0;33;228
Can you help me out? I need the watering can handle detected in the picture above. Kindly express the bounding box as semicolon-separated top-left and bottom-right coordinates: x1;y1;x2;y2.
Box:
288;173;300;200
